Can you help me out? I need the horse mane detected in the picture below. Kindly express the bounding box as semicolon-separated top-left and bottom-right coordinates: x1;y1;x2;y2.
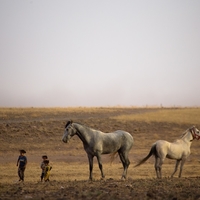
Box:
65;120;85;128
180;128;190;138
74;122;101;132
65;121;91;132
72;122;89;130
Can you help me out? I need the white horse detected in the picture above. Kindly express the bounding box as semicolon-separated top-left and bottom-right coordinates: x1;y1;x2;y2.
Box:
135;126;200;178
62;120;134;180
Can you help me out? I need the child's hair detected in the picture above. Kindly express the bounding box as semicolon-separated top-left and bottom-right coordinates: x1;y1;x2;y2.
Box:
44;160;49;164
20;150;26;154
42;155;48;159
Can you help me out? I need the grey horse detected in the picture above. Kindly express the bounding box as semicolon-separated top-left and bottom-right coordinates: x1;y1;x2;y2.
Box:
62;120;134;180
135;126;200;178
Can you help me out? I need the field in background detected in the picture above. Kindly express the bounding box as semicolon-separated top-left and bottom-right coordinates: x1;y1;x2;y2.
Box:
113;107;200;124
1;107;200;199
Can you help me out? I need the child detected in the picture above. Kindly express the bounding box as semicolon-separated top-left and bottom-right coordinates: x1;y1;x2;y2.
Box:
43;160;52;182
40;155;48;182
16;150;27;182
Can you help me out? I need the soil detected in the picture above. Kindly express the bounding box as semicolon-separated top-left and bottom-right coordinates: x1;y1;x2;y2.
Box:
1;107;200;200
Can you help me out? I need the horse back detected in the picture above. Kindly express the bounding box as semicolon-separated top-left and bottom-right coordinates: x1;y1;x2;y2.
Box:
100;130;133;154
114;130;134;146
156;140;190;160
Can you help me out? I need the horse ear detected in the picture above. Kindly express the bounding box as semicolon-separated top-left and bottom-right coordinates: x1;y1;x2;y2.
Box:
65;120;71;128
190;126;195;134
70;120;73;124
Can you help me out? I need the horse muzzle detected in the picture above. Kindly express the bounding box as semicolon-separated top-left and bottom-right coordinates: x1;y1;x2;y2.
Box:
62;137;68;143
62;135;71;143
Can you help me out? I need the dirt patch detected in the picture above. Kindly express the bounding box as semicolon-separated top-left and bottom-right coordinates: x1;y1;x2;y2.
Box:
2;178;200;200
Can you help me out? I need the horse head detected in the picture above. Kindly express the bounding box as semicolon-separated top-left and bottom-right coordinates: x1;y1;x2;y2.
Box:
62;120;76;143
190;126;200;140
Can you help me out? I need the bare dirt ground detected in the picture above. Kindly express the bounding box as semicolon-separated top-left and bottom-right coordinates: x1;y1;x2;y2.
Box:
1;107;200;200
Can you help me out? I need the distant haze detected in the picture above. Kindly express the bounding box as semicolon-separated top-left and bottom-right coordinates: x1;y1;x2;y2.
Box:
1;1;200;107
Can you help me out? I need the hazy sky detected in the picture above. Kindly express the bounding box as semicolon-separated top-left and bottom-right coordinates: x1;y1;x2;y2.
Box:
1;1;200;107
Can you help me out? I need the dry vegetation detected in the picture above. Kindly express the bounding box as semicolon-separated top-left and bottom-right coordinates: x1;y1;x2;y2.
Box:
1;107;200;199
112;107;200;124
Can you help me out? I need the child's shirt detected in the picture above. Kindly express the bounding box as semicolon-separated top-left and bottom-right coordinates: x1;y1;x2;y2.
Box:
40;161;45;172
45;165;52;174
17;155;27;168
44;165;52;181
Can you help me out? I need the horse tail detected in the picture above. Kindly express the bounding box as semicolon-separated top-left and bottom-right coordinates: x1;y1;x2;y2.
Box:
134;143;157;167
110;152;118;165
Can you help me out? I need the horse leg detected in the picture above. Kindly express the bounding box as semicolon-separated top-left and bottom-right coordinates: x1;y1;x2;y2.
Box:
118;151;130;180
171;160;180;178
87;155;94;180
155;156;160;178
96;154;105;179
155;157;164;178
178;159;186;178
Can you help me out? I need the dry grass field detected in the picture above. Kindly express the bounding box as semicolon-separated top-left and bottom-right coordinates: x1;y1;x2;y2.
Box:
1;107;200;199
